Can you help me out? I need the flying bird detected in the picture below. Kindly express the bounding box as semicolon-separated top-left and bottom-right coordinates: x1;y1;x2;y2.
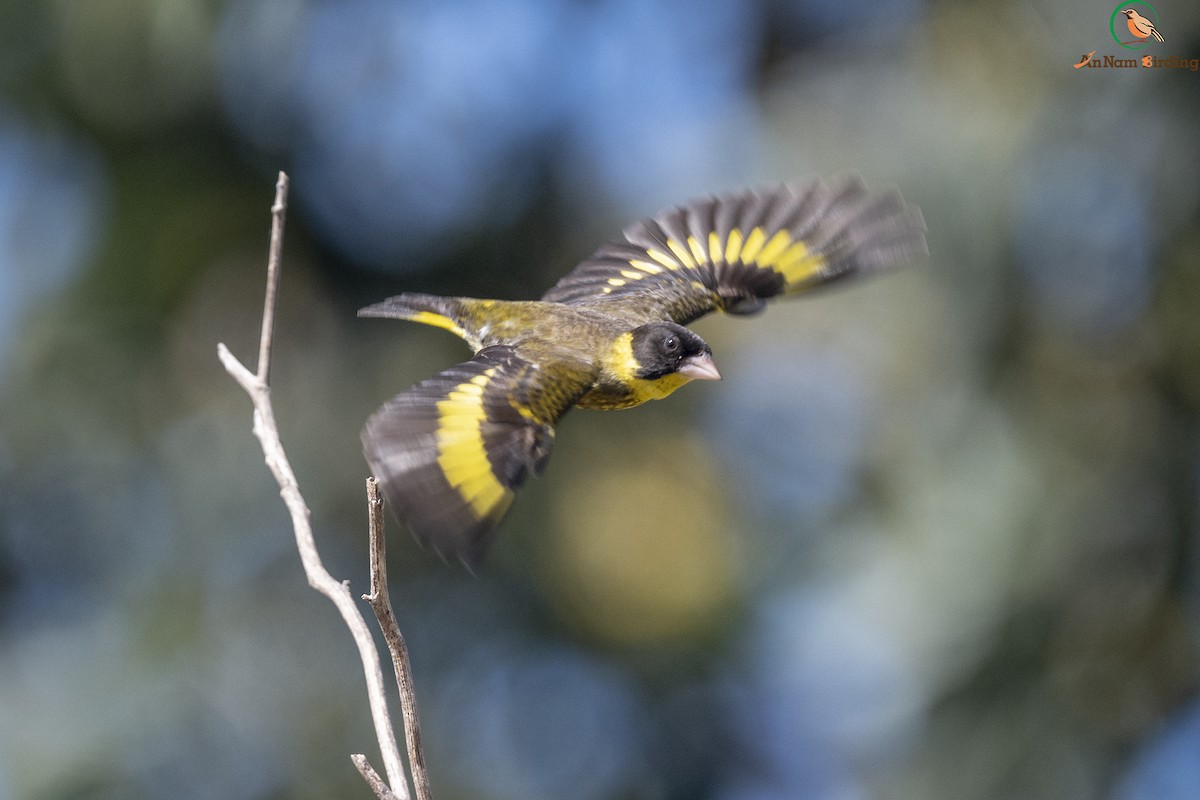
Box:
1122;8;1164;42
361;177;927;569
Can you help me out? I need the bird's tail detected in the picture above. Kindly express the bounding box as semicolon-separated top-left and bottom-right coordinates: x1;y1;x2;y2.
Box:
1153;29;1164;42
358;293;475;342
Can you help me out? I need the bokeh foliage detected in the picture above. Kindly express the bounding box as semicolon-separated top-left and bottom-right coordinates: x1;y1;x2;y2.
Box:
1;0;1199;798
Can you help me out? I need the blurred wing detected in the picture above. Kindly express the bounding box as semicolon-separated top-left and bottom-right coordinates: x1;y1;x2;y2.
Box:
363;345;591;570
543;177;927;324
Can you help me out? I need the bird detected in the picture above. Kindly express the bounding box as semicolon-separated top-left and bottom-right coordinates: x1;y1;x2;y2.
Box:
1122;8;1164;43
360;177;928;569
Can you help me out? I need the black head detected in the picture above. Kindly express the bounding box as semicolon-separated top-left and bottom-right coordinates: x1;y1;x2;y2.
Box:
630;322;721;381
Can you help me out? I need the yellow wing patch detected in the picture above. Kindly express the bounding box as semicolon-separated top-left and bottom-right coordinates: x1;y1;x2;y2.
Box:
667;238;696;269
739;227;767;263
590;224;831;311
756;229;792;266
435;369;513;522
599;248;683;293
613;226;827;288
723;228;744;264
707;231;724;264
630;258;664;274
363;345;589;569
542;180;923;321
776;240;825;284
646;248;679;270
592;228;826;303
706;228;826;287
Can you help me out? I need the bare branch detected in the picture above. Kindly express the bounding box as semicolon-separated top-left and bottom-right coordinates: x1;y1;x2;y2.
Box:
217;172;414;799
256;172;288;383
353;755;402;800
363;478;433;800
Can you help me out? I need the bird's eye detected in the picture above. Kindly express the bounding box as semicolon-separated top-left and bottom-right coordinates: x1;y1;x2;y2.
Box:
664;336;679;353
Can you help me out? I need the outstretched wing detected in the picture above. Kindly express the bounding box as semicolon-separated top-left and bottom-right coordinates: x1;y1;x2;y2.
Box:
542;177;927;324
363;345;593;570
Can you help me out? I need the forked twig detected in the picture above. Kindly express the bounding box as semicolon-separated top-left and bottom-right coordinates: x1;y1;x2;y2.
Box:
217;172;428;799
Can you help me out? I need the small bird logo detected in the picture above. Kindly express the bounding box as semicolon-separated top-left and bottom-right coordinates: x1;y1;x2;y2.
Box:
1074;50;1096;68
1121;7;1164;43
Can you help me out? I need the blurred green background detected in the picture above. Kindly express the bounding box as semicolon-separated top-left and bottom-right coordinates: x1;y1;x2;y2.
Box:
2;0;1200;798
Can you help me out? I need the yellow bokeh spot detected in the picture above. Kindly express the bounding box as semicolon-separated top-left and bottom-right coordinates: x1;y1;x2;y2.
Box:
542;435;740;646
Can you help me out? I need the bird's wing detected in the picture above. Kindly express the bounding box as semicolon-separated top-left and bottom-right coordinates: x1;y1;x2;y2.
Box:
363;344;594;570
542;177;927;325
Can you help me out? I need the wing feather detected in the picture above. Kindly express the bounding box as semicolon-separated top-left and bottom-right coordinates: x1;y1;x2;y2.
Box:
543;177;927;324
363;345;591;570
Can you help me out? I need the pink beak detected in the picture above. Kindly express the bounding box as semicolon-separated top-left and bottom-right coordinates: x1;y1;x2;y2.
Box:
678;352;722;381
